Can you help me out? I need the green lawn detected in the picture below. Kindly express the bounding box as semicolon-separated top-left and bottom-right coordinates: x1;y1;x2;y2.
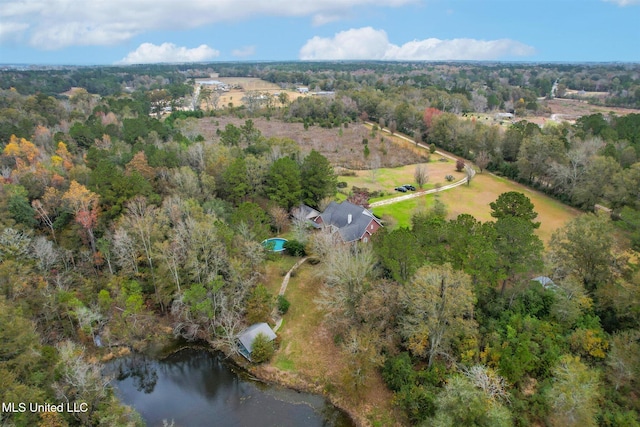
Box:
372;196;435;228
372;172;580;242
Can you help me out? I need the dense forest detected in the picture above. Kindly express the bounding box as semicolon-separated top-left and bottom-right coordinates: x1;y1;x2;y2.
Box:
0;62;639;426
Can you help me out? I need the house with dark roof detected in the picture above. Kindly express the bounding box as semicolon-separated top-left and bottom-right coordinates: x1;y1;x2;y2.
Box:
313;201;382;243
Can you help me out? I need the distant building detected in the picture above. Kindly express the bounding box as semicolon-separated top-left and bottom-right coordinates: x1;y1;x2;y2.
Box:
532;276;557;290
495;112;514;120
313;201;383;243
199;80;230;91
296;87;309;94
312;91;335;97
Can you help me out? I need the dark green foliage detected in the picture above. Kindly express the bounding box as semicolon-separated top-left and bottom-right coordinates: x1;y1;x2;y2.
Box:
220;123;242;146
89;159;156;219
382;352;415;392
493;216;544;293
373;227;421;283
251;332;275;363
300;150;337;208
231;202;271;241
489;313;564;384
283;239;306;257
7;185;36;227
122;117;169;144
617;206;640;250
395;385;436;424
490;191;540;228
266;157;302;210
221;157;250;205
277;295;290;315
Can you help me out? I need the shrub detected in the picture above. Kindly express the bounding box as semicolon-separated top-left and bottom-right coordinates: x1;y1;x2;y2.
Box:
250;332;275;363
337;181;348;188
382;352;415;392
455;159;465;172
283;239;306;257
445;175;454;182
429;143;436;153
277;295;290;315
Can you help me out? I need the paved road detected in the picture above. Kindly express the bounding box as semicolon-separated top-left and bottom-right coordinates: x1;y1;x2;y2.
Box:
365;124;476;208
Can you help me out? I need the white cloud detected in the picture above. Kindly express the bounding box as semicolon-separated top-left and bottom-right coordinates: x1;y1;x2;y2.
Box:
232;46;256;57
0;22;29;43
0;0;418;49
118;43;220;64
299;27;536;61
603;0;640;5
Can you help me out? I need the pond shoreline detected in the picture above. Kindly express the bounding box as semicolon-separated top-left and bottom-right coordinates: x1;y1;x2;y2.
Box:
106;340;358;427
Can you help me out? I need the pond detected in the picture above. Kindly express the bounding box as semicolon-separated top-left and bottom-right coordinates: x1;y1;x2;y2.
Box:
107;348;354;427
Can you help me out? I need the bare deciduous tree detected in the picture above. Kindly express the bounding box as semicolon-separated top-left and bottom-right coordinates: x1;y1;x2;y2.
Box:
316;243;377;323
475;150;491;173
414;164;429;189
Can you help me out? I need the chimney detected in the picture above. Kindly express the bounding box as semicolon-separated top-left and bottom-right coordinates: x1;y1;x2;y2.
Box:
347;214;352;224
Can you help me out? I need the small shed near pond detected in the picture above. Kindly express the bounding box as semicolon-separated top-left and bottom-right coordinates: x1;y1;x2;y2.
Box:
238;323;277;361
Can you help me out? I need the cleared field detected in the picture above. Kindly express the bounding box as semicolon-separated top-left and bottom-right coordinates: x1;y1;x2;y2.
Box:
198;117;430;168
438;173;580;242
337;156;460;199
373;171;580;243
207;77;307;109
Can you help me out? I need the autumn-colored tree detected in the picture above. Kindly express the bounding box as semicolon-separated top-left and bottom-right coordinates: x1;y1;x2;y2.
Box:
125;151;156;181
423;107;443;130
3;135;41;168
62;181;100;253
55;141;73;171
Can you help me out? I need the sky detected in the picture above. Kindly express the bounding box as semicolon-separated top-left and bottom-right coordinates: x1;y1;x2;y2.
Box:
0;0;639;65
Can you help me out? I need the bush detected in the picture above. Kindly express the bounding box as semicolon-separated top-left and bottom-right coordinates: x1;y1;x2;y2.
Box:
250;332;275;363
429;144;436;154
455;158;465;172
395;385;436;424
382;352;415;392
445;175;455;182
277;295;290;315
283;239;306;257
337;181;348;188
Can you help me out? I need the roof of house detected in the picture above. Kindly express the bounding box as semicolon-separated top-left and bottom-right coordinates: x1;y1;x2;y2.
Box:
296;204;321;220
532;276;557;290
318;201;382;242
238;323;277;354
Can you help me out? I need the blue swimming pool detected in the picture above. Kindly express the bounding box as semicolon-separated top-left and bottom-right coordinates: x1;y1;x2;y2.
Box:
262;237;288;252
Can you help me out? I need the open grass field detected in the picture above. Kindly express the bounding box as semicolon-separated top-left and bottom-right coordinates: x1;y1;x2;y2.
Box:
337;155;461;200
438;173;580;242
373;171;580;243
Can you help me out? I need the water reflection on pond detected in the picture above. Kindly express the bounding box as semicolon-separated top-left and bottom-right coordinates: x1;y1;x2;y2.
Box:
107;348;354;427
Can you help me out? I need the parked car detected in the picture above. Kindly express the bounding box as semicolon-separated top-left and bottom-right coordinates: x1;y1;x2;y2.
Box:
403;184;416;191
394;186;407;192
